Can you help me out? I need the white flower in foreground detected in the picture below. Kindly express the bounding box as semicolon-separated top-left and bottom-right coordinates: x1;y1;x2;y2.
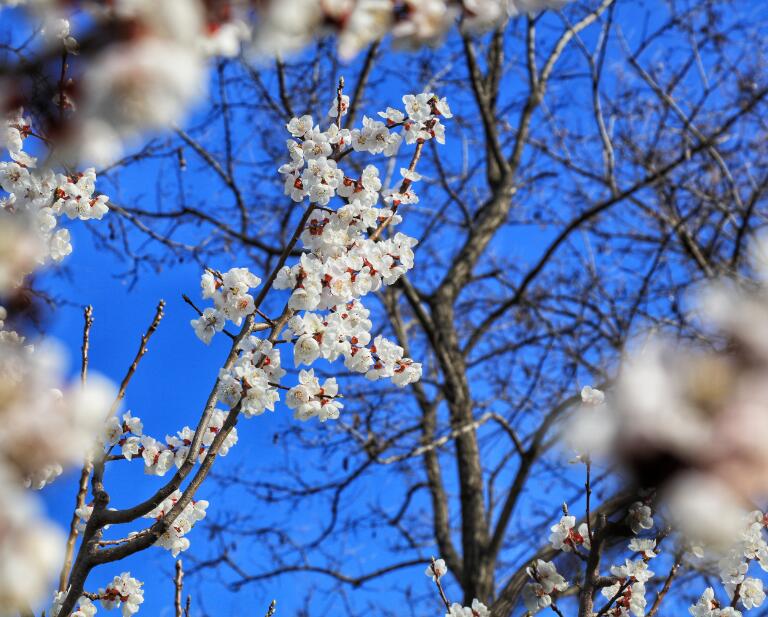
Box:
0;479;63;614
78;38;206;165
0;336;116;476
664;473;748;551
25;463;63;490
0;210;45;294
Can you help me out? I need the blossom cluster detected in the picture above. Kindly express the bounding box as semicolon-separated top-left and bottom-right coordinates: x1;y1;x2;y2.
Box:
51;572;143;617
0;109;109;292
217;337;285;418
98;572;144;617
286;369;343;422
103;408;238;476
141;490;208;557
191;268;262;344
522;559;569;613
530;501;657;617
531;492;768;617
192;92;446;427
695;511;768;615
288;308;422;386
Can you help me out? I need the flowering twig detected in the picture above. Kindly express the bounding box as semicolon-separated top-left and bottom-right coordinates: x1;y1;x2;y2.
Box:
265;599;277;617
430;557;451;611
182;293;237;340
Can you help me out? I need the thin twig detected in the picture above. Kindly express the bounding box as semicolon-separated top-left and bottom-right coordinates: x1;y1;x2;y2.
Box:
59;306;96;591
585;458;593;541
646;560;680;617
80;305;93;385
174;560;184;617
110;300;166;415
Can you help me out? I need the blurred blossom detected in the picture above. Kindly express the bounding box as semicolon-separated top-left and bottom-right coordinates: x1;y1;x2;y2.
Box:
569;234;768;547
0;315;117;612
252;0;572;60
76;38;206;164
663;473;748;552
0;211;46;294
3;0;569;162
0;473;64;616
0;334;116;478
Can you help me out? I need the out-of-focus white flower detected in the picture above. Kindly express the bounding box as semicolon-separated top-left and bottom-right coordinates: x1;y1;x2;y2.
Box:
663;473;748;552
24;463;63;490
0;210;45;294
42;16;78;52
575;233;768;548
77;38;206;164
250;0;571;59
0;475;64;615
0;335;116;477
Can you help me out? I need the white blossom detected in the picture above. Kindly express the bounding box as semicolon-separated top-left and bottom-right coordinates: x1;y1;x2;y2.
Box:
426;558;447;581
628;502;654;534
98;572;144;617
549;514;590;552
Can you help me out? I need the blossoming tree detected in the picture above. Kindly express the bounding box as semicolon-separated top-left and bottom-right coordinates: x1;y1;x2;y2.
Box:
2;1;768;617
